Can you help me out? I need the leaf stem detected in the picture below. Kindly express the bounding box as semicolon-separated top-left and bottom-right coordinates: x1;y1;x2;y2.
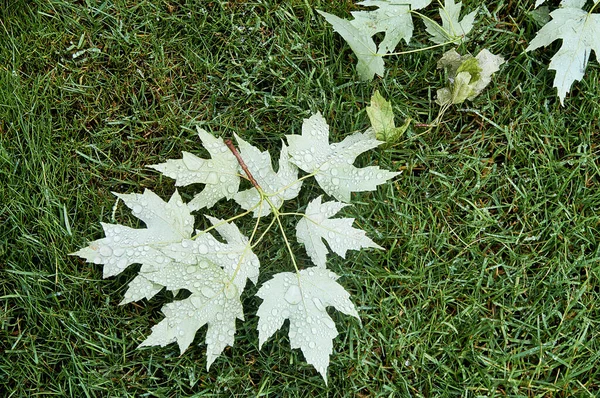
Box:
225;139;261;190
383;38;461;57
265;196;301;274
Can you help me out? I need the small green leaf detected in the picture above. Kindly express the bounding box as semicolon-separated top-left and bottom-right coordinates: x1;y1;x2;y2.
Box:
366;90;411;144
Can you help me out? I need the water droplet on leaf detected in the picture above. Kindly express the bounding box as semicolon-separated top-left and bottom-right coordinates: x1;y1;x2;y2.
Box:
284;285;302;305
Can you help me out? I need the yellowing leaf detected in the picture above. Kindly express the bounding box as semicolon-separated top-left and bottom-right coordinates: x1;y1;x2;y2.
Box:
436;49;505;105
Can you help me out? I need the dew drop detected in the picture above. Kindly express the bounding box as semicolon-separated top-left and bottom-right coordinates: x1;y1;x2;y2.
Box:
198;244;209;254
376;172;383;179
155;255;164;264
191;296;203;308
206;172;218;184
284;285;302;305
312;297;326;312
186;265;196;274
199;260;209;269
271;308;278;316
304;153;313;163
218;334;225;342
227;185;237;193
216;313;223;321
224;283;238;299
320;162;330;171
309;341;316;349
201;287;216;298
113;248;125;257
332;177;340;185
331;168;338;176
132;204;142;214
311;328;317;335
289;330;297;339
99;246;113;257
323;318;335;329
93;257;102;265
181;240;190;248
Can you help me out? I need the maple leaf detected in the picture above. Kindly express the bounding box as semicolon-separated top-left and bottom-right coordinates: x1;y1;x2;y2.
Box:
73;188;258;370
286;112;400;202
137;258;244;370
422;0;477;44
148;127;240;211
366;90;411;145
318;0;432;80
233;134;302;217
296;196;383;268
351;0;433;53
317;10;385;81
255;268;360;383
161;216;260;294
72;189;194;279
526;0;600;105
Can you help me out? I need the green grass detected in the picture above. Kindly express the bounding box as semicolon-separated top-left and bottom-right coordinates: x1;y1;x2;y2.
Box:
2;0;600;396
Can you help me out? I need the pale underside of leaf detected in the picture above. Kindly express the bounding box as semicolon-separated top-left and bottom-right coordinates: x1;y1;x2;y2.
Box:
148;127;240;211
296;196;383;268
422;0;477;44
526;5;600;105
137;258;243;370
255;268;360;382
233;134;302;217
354;0;432;53
71;190;194;278
317;10;384;81
286;112;400;202
160;218;260;294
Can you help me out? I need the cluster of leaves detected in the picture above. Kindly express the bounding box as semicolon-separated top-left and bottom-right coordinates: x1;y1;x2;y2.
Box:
74;113;399;381
73;0;600;385
320;0;600;105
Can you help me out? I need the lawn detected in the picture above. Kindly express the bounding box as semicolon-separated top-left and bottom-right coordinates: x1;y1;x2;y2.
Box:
2;0;600;396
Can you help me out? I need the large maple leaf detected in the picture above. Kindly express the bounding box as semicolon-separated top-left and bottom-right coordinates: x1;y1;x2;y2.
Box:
296;196;382;268
318;0;432;80
526;0;600;104
286;112;400;202
148;127;240;211
256;268;360;383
